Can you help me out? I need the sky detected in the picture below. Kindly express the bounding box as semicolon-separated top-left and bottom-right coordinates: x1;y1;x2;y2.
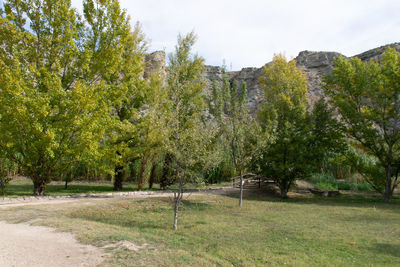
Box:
2;0;400;70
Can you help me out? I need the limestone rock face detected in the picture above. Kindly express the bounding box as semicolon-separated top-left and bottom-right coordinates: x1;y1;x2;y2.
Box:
353;43;400;61
144;51;166;79
295;51;343;108
144;43;400;115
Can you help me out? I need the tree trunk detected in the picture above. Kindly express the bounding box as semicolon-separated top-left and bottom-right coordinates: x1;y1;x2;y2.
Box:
113;165;124;191
138;156;148;191
239;170;243;207
384;165;393;202
64;172;72;189
280;186;288;198
148;161;157;189
173;178;183;231
160;153;172;190
33;180;46;196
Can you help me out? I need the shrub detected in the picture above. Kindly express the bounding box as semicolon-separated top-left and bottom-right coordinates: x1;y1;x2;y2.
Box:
309;172;372;192
0;176;11;197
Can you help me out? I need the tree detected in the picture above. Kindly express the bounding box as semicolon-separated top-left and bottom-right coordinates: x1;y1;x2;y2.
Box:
208;73;260;207
165;32;217;230
257;54;309;198
135;74;167;191
0;0;106;195
0;0;148;195
80;0;152;191
308;97;346;173
324;47;400;202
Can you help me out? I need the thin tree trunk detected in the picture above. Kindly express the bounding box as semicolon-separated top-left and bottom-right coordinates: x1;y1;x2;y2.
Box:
384;164;393;202
113;165;124;191
239;170;243;207
64;172;72;189
138;156;148;191
173;176;183;231
160;153;172;190
149;160;157;189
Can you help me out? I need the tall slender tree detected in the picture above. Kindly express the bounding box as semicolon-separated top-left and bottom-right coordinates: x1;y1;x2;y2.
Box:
165;32;217;230
209;73;259;207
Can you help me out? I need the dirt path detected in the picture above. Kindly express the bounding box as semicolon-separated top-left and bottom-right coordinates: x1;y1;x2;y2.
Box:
0;221;105;267
0;188;235;266
0;188;234;209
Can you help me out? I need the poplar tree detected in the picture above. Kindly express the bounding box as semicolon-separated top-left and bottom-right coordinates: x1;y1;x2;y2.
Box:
209;73;260;207
166;32;217;230
0;0;149;194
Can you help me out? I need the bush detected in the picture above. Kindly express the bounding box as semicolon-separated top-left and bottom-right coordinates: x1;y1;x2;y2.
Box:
309;173;372;192
0;176;11;197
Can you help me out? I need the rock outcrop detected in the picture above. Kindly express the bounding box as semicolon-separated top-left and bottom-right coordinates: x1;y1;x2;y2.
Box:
144;51;167;79
144;42;400;114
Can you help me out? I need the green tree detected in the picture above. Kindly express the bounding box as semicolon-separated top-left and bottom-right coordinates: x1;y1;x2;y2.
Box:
324;47;400;202
0;0;149;195
81;0;152;191
0;0;106;195
257;54;309;198
165;32;217;230
308;97;346;173
209;73;260;207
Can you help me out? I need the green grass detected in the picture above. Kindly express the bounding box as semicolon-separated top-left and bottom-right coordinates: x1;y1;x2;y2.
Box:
2;178;228;197
1;191;399;266
2;178;161;197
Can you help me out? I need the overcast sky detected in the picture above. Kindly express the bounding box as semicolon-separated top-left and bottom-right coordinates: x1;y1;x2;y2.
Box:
2;0;400;70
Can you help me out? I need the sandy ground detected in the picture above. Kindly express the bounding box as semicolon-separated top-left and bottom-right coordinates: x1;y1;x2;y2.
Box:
0;221;105;267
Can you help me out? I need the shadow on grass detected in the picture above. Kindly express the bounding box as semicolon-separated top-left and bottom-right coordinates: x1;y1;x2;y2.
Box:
5;183;162;197
67;198;212;231
221;187;400;210
180;200;213;211
370;243;400;258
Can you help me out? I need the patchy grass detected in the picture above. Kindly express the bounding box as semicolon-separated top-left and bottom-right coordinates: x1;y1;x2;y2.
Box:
0;191;399;266
3;177;226;197
3;177;161;197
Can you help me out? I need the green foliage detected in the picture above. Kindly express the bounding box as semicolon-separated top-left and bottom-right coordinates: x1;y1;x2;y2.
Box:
204;152;235;184
165;32;217;184
257;54;309;198
0;159;12;197
165;32;218;229
309;173;372;192
323;47;400;201
0;0;109;195
208;67;261;192
308;98;346;172
0;0;151;195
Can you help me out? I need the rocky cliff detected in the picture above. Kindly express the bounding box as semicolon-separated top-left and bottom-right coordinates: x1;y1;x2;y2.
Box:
145;42;400;114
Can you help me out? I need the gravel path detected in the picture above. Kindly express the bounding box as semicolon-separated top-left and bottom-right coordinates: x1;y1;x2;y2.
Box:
0;221;105;267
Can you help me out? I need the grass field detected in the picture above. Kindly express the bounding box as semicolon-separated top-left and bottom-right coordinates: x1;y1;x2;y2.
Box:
2;177;231;197
2;177;159;197
1;190;399;266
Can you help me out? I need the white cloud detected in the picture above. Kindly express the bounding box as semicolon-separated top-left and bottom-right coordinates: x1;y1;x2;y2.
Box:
66;0;400;70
